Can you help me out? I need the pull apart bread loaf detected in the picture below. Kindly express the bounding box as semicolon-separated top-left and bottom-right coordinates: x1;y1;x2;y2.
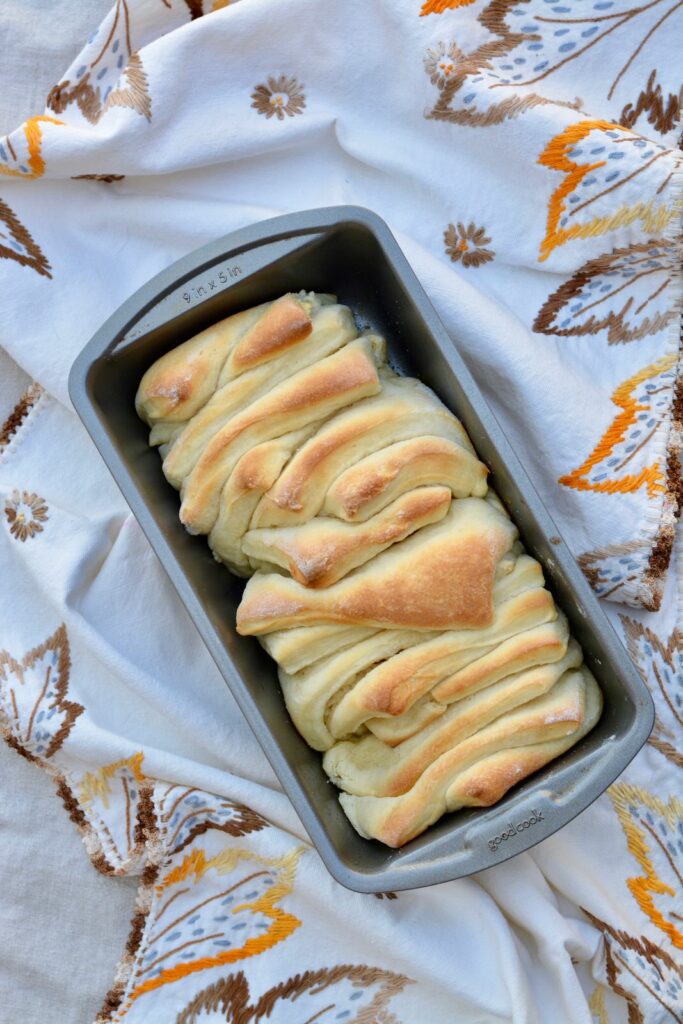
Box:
137;292;602;848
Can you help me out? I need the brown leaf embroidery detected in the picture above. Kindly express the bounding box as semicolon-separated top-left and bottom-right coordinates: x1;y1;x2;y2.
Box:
620;70;682;137
425;0;681;130
157;784;266;854
47;1;151;125
77;753;157;873
444;221;495;268
0;624;83;759
176;964;412;1024
620;616;683;768
584;911;683;1023
72;173;125;182
0;383;44;453
184;0;205;16
251;75;306;120
0;198;51;278
577;519;675;612
534;241;679;344
423;0;583;128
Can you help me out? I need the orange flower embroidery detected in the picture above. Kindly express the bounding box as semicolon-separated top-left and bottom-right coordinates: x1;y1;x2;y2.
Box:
559;353;676;498
251;75;306;121
424;42;463;88
420;0;476;13
444;222;495;268
4;490;49;540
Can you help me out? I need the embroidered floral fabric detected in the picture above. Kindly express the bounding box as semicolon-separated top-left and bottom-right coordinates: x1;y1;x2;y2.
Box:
0;2;680;1022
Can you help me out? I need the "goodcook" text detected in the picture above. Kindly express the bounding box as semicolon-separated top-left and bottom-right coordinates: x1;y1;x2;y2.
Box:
488;810;545;851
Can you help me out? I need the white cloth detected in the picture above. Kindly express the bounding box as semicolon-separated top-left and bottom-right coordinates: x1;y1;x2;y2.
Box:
0;2;681;1023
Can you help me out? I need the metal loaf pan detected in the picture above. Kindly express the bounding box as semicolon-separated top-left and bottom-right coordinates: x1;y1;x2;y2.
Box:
69;207;653;891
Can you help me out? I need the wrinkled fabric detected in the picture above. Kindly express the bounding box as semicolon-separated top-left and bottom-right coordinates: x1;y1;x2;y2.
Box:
0;2;681;1022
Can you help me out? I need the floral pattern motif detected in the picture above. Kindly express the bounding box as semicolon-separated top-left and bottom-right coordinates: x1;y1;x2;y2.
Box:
444;221;495;267
537;120;679;262
533;241;680;344
621;617;683;768
157;784;266;854
4;490;49;541
424;42;463;87
77;754;154;873
421;0;476;13
424;0;683;133
0;625;82;761
578;537;651;605
559;353;677;498
0;200;52;278
115;845;303;1013
176;964;412;1024
609;783;682;950
47;0;151;125
0;384;44;452
577;530;674;611
251;75;306;120
584;911;683;1024
0;116;64;180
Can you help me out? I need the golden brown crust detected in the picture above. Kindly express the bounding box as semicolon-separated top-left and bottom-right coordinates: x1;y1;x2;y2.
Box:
339;669;602;846
330;606;566;742
161;305;357;488
229;295;312;371
208;430;312;573
243;486;452;587
136;292;600;849
324;435;488;521
180;339;382;534
251;379;470;529
135;304;266;425
237;499;517;634
323;640;583;797
280;628;428;751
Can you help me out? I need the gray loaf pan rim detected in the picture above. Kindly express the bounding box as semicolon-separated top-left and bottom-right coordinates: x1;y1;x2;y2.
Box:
68;205;654;892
